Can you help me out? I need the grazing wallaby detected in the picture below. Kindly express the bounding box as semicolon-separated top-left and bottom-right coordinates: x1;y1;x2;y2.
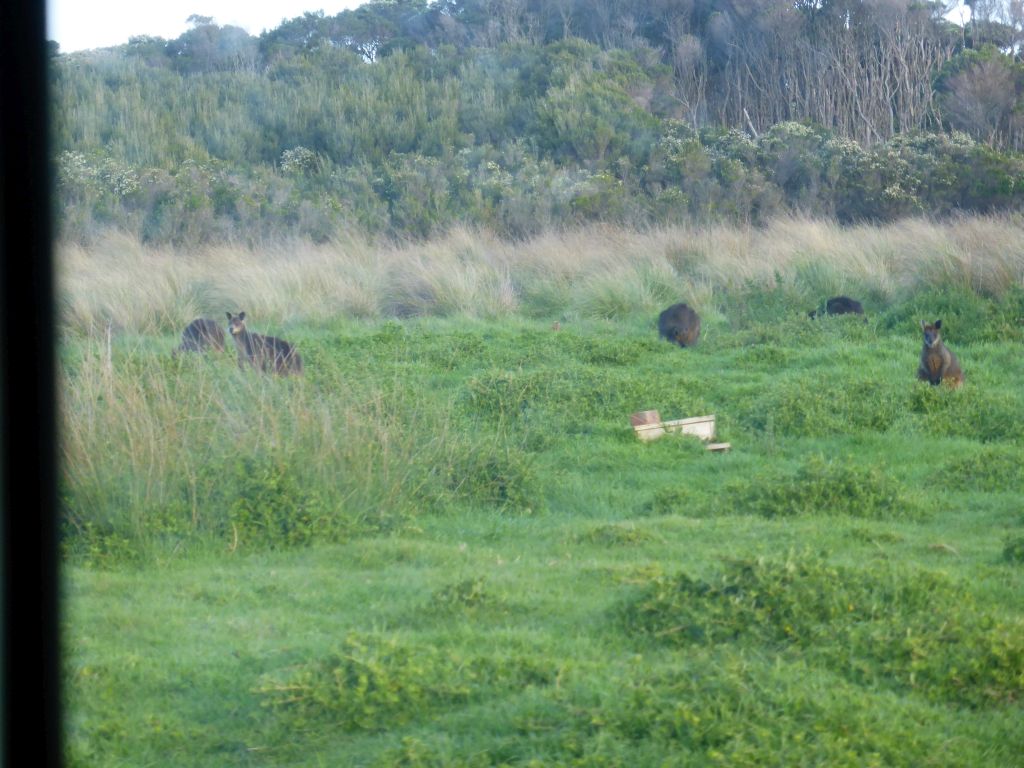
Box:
658;302;701;348
226;312;303;376
917;319;963;388
808;296;865;319
173;318;225;357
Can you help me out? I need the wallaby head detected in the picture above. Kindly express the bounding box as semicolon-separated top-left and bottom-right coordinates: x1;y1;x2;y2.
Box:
226;311;303;376
227;311;247;337
921;319;943;347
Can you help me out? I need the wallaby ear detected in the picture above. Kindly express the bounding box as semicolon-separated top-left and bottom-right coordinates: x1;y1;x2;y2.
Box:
934;319;942;329
239;311;246;321
919;319;926;330
226;312;233;321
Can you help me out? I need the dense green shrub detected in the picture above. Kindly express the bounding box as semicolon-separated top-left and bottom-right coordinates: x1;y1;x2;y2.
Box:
933;445;1024;492
256;632;555;732
741;376;905;438
224;456;331;551
1004;536;1024;564
713;455;923;521
52;32;1024;245
441;447;542;514
906;383;1022;442
621;552;1024;706
647;455;923;522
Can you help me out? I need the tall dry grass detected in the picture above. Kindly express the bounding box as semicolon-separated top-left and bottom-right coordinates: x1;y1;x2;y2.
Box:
58;332;467;552
57;216;1024;336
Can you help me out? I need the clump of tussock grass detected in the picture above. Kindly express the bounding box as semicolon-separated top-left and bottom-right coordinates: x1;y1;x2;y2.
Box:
58;232;210;335
248;237;386;320
384;256;517;318
58;333;498;561
858;215;1024;300
620;551;1024;706
58;216;1024;333
571;266;666;320
204;237;386;323
58;233;385;336
380;227;520;318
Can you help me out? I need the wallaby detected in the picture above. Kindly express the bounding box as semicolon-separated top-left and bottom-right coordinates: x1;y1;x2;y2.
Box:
808;296;865;320
173;318;225;357
226;312;303;376
917;319;963;388
658;302;701;348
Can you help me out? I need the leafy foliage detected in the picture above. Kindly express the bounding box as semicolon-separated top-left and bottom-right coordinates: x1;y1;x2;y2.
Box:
255;632;555;732
51;8;1024;245
622;552;1024;707
656;454;928;521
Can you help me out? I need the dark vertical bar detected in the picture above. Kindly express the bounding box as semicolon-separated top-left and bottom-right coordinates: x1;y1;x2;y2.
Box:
1;0;61;764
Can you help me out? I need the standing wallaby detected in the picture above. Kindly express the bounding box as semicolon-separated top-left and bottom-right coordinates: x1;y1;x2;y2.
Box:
808;296;865;320
918;320;963;388
658;302;701;348
226;312;303;376
173;318;225;357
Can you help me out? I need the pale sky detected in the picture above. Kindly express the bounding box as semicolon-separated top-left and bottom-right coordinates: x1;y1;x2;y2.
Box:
47;0;366;53
47;0;972;55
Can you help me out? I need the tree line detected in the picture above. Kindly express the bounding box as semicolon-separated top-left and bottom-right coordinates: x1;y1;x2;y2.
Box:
51;0;1024;245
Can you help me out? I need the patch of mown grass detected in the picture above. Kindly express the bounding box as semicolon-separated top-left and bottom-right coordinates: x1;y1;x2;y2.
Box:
620;551;1024;707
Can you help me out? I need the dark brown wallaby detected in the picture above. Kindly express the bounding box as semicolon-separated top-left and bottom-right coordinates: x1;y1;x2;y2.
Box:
226;312;303;376
808;296;865;320
173;318;225;357
917;319;963;388
658;302;701;347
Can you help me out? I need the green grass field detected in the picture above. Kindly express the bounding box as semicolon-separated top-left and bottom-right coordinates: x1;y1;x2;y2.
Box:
60;222;1024;766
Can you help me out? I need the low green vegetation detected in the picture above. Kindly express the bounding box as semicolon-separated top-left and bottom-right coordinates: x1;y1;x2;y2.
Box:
61;226;1024;766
